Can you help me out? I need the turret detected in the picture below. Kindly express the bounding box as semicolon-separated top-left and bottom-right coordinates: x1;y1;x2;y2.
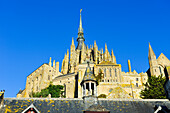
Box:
94;40;98;64
128;60;132;72
49;57;52;67
111;49;115;63
80;61;98;97
70;37;75;73
56;62;59;72
53;60;55;68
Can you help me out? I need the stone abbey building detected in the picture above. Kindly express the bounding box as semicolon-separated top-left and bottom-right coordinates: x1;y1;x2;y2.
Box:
17;11;151;99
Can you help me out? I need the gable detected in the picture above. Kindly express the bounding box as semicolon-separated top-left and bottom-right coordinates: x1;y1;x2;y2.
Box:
107;87;132;99
157;53;170;67
22;104;40;113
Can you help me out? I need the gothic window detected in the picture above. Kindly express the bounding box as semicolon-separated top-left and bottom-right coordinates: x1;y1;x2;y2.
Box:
104;68;106;77
155;69;157;72
115;69;117;77
108;80;109;82
110;68;112;77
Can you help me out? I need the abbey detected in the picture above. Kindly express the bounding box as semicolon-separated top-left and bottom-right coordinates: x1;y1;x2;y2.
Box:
17;11;149;99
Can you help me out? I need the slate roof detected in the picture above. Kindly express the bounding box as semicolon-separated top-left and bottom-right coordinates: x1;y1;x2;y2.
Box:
1;98;170;113
52;73;75;81
17;89;24;94
81;62;96;84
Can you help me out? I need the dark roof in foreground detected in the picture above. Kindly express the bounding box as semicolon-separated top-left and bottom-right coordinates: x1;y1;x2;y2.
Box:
1;98;170;113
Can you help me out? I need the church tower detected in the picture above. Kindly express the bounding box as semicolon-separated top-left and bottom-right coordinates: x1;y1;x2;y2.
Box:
148;43;160;77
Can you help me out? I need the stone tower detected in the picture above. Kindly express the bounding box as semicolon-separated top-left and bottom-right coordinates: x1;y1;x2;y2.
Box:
148;43;161;77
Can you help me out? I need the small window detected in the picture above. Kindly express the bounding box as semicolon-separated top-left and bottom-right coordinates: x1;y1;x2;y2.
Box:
155;69;156;72
108;80;109;82
60;80;61;83
129;93;131;96
136;78;138;81
49;70;51;72
68;78;69;80
102;80;104;82
144;78;145;80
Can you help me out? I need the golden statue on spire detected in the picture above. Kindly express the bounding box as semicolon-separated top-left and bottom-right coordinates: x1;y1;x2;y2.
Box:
80;9;82;13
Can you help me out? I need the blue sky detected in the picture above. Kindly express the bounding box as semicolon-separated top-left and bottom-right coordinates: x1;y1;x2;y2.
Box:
0;0;170;97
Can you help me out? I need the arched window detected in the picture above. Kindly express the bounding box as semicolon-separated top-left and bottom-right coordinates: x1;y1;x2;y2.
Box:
115;69;117;77
110;68;112;77
104;68;106;77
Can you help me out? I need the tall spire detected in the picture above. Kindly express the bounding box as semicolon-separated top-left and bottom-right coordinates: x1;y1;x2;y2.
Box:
72;37;74;45
49;57;52;67
78;9;83;33
77;9;85;50
148;43;156;60
111;49;115;63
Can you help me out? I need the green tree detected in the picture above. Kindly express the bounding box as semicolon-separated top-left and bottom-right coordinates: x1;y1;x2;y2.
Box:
31;84;65;98
98;94;107;98
140;75;166;99
95;69;104;84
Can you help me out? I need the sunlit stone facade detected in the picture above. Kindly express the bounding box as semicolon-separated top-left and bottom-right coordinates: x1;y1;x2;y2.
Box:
17;11;149;99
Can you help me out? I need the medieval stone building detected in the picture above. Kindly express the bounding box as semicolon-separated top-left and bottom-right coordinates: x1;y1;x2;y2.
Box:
148;43;170;77
17;11;148;99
